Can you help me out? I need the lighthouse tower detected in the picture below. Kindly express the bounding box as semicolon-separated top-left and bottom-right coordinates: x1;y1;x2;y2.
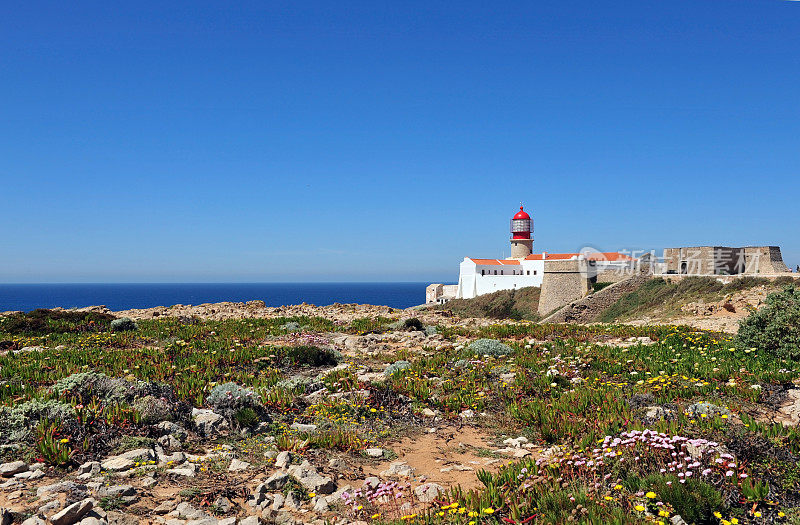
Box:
509;205;533;259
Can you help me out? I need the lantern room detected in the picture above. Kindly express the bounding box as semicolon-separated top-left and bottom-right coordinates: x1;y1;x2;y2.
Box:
510;206;532;240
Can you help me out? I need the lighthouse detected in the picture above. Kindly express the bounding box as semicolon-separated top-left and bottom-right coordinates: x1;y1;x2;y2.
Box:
510;205;533;259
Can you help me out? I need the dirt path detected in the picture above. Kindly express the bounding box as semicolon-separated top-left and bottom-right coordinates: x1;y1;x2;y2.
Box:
363;425;506;491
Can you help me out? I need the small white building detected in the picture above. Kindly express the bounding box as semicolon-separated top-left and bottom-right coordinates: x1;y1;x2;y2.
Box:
427;205;635;303
456;252;633;299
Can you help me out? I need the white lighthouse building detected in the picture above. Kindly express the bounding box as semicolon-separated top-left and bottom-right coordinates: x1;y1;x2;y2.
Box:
426;205;634;303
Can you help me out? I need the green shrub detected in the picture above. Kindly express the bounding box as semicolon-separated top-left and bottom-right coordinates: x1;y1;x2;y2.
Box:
280;321;302;332
736;286;800;359
722;276;770;292
384;360;411;377
591;281;614;293
110;317;138;332
465;338;514;357
438;287;541;321
51;371;176;405
637;475;723;524
0;400;75;444
280;345;337;367
206;382;268;426
0;309;115;335
388;318;424;331
233;407;260;428
114;435;156;454
133;395;177;424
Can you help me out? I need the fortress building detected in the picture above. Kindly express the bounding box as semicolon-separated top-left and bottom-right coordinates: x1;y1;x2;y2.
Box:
659;246;790;276
426;206;634;303
426;205;794;308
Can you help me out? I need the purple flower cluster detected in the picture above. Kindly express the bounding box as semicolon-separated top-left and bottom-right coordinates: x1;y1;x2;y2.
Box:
341;479;414;517
537;429;740;486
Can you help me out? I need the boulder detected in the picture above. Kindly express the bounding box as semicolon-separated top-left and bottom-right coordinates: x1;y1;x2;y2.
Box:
287;464;336;495
289;422;317;433
118;448;156;462
50;498;94;525
100;457;134;473
274;451;291;469
78;462;101;476
0;461;27;477
264;471;289;490
157;421;188;441
228;458;251;472
191;408;228;437
414;483;445;503
380;461;415;479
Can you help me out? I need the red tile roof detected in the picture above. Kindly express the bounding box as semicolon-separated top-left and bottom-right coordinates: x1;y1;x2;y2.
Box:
467;252;634;264
525;252;634;261
468;258;521;265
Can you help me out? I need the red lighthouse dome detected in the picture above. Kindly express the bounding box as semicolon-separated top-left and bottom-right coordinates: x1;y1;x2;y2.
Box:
510;205;532;240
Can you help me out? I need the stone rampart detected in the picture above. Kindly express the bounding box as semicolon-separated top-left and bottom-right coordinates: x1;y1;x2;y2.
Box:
537;259;592;317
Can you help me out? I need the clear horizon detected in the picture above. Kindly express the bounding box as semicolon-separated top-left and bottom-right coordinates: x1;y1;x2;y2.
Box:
3;1;799;283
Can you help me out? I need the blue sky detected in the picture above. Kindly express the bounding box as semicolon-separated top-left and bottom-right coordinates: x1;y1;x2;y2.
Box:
2;1;798;282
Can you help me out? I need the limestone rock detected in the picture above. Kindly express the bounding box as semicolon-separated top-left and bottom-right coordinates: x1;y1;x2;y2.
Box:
380;461;415;479
213;496;232;513
101;457;134;472
265;471;289;490
228;458;251;472
15;469;44;480
274;451;291;469
78;462;101;476
118;448;156;462
289;422;317;433
169;502;210;520
413;483;444;503
153;500;178;515
37;481;81;497
0;461;27;477
157;435;182;450
157;421;188;441
287;464;336;494
50;498;94;525
191;408;228;437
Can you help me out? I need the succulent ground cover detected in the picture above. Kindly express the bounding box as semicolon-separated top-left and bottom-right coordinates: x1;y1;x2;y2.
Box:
1;301;799;525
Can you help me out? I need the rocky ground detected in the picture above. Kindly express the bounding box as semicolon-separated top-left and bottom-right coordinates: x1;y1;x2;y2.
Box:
623;284;778;334
2;295;800;525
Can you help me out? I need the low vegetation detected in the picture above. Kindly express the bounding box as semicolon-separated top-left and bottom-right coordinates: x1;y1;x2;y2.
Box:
437;286;541;321
0;290;799;524
599;276;798;322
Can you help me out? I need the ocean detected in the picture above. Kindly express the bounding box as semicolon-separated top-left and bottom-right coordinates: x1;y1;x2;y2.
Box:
0;283;442;312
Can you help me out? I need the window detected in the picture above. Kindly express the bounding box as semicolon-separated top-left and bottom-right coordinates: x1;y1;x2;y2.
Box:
494;270;497;275
534;270;537;275
481;270;485;276
526;270;530;275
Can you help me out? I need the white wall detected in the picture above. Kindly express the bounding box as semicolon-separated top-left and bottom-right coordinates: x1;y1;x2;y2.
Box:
457;258;543;299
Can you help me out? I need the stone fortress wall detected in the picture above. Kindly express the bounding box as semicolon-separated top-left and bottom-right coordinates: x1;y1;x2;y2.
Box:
537;259;592;316
661;246;791;276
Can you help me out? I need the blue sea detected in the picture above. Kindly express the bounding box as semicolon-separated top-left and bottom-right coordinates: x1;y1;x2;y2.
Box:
0;283;439;312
